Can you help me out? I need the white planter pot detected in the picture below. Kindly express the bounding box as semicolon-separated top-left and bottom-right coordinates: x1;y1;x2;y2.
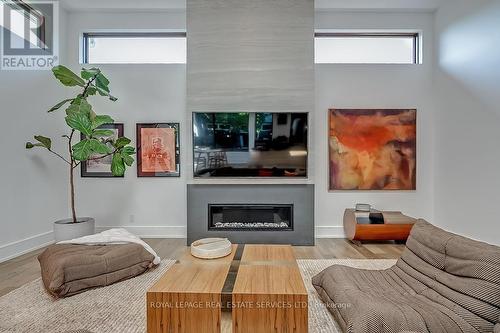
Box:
53;217;95;242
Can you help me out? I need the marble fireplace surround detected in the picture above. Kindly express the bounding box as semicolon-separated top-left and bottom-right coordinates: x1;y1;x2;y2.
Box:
187;0;314;114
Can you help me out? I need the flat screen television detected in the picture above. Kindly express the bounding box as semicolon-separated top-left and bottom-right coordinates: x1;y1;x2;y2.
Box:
193;112;308;178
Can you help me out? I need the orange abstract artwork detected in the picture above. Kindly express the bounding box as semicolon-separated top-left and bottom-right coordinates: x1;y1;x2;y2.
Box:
329;109;416;190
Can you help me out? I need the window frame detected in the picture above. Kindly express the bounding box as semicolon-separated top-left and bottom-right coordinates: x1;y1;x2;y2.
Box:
314;31;421;65
81;31;187;65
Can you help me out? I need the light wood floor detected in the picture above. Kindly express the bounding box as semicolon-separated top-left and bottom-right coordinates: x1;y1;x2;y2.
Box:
0;238;405;297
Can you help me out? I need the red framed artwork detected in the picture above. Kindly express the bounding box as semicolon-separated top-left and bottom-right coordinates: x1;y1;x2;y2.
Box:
136;123;180;177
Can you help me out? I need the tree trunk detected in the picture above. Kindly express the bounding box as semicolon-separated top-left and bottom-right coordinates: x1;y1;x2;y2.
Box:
70;160;77;223
68;130;77;223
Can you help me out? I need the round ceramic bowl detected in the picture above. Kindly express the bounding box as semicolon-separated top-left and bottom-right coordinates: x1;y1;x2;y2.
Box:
190;238;232;259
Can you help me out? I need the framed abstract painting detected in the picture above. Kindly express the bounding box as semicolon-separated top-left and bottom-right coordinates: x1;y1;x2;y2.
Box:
328;109;416;191
81;123;124;178
136;123;180;177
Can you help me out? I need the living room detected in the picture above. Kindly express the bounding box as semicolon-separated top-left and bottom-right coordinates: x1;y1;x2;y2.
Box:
0;0;499;332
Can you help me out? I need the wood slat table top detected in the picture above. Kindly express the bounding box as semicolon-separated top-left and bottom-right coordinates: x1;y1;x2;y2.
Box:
148;244;237;294
240;244;297;262
233;244;307;295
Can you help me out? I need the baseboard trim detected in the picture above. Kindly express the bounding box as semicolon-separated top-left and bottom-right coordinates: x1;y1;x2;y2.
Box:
315;226;345;238
96;226;187;238
0;225;341;263
0;231;54;263
96;226;341;239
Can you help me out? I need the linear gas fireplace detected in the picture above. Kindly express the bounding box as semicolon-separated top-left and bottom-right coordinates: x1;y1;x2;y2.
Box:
208;204;293;231
187;184;314;245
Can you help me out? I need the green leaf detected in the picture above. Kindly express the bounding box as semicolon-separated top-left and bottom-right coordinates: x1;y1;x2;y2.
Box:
52;65;85;87
71;95;83;104
26;142;43;149
72;140;93;160
90;140;112;155
48;99;73;113
72;139;112;161
94;85;118;101
86;87;97;96
120;145;135;166
34;135;52;149
111;153;126;176
65;111;93;136
91;115;114;129
96;80;110;95
92;129;114;137
81;68;100;80
96;73;110;87
121;152;134;166
65;98;92;117
122;146;135;155
114;137;131;148
83;68;117;101
95;84;109;96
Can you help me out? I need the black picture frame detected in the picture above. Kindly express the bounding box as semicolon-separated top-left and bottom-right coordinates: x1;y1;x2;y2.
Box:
80;123;124;178
136;123;180;177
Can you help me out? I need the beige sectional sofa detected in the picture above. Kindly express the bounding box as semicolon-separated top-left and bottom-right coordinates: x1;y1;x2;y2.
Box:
313;220;500;333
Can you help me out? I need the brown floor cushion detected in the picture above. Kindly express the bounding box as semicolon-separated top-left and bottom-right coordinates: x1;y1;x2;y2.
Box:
312;220;500;333
38;243;155;298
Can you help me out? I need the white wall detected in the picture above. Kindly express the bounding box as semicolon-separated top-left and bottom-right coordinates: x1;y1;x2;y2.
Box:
4;3;498;261
0;10;187;262
76;10;436;238
434;0;500;245
1;8;445;261
0;7;69;261
314;11;436;236
66;11;187;237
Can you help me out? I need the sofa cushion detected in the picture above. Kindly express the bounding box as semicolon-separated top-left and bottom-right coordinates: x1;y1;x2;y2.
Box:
313;264;477;332
397;221;500;330
38;243;155;298
313;220;500;333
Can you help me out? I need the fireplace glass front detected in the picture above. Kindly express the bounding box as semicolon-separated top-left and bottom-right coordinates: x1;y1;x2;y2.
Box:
208;204;293;231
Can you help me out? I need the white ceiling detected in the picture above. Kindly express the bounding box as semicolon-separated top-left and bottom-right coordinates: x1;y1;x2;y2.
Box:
59;0;444;12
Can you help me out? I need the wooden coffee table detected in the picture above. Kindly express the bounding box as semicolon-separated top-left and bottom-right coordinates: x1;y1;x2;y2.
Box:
232;245;308;332
146;244;308;333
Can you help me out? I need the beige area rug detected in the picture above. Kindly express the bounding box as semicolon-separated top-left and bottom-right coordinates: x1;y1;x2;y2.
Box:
0;259;397;333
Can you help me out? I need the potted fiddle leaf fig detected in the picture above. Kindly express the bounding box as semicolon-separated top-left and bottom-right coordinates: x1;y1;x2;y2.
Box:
26;65;135;241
